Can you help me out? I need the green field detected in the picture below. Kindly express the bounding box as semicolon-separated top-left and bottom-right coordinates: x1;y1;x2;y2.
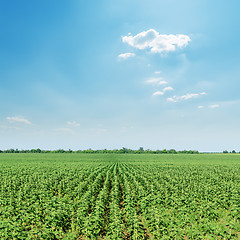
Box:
0;153;240;239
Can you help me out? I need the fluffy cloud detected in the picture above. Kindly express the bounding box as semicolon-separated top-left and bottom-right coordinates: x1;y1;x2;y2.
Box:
152;91;164;96
145;77;168;85
6;116;32;125
153;86;174;96
67;121;80;127
209;104;219;108
154;71;161;74
163;86;174;92
167;92;206;102
198;106;204;109
118;52;135;60
122;29;191;54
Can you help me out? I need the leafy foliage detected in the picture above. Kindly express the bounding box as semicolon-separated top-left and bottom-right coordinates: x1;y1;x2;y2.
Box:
0;153;240;239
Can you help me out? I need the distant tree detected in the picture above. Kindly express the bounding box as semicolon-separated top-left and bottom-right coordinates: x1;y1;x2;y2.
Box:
139;147;144;152
168;149;177;154
102;149;108;154
85;148;94;153
232;150;236;153
223;150;228;154
145;149;152;153
56;149;65;153
192;150;199;154
121;147;128;153
8;149;15;153
161;149;168;154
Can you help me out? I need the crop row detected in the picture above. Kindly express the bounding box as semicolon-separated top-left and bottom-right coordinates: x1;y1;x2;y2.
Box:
0;157;240;239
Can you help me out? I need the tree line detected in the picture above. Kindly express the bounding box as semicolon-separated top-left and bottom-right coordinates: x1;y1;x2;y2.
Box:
0;148;200;154
0;148;238;154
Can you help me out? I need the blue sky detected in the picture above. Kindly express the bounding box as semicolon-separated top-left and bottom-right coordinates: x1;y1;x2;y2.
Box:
1;0;240;151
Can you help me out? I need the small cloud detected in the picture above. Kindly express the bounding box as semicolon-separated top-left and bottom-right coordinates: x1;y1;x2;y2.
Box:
145;77;168;85
154;71;161;74
163;86;174;92
159;81;168;85
7;116;32;125
67;121;80;127
152;86;173;96
122;29;191;54
167;92;206;103
118;52;135;60
198;105;204;109
153;91;164;96
209;104;219;109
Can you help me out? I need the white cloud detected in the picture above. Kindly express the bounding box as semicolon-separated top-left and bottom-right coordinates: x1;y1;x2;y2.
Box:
152;91;164;96
209;104;219;108
7;116;32;125
122;29;191;54
167;92;206;103
145;77;168;85
118;52;135;60
198;106;204;109
67;121;80;127
163;86;174;92
154;71;161;74
152;86;173;96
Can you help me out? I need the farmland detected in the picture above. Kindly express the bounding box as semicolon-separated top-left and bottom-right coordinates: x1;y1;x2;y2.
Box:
0;153;240;239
